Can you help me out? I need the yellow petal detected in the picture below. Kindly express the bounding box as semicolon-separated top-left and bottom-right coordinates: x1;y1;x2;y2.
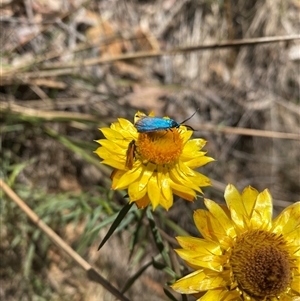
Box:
134;194;150;209
176;237;222;255
147;175;161;209
197;291;212;301
114;167;143;189
101;159;125;170
184;139;207;152
204;199;236;239
197;289;241;301
157;170;173;210
291;274;300;294
272;202;300;235
172;269;227;293
174;190;196;201
158;189;173;210
241;185;259;216
171;162;202;192
249;189;272;229
294;248;300;257
177;128;192;141
178;159;198;176
193;209;215;241
117;118;136;131
284;227;300;246
110;120;122;130
275;296;293;301
170;180;196;201
96;139;129;156
188;171;212;187
95;146;121;160
138;162;155;191
194;209;230;246
100;127;123;140
97;139;127;153
171;270;203;294
220;290;243;301
161;173;172;203
116;128;137;140
111;169;126;189
134;111;146;123
128;181;147;201
180;150;206;161
108;119;137;140
224;184;246;230
185;156;215;169
175;248;223;271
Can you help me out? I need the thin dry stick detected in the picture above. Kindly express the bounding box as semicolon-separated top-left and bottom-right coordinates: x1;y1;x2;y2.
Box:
198;124;300;141
0;179;131;301
40;35;300;70
0;101;99;122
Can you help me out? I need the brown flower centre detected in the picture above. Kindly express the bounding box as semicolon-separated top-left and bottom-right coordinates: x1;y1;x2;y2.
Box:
136;129;183;166
230;230;292;299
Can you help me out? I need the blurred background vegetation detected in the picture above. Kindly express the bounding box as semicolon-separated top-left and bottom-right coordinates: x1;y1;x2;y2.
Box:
1;0;299;300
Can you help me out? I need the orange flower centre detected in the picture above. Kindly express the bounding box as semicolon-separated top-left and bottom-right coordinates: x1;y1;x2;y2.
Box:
230;230;292;299
136;129;183;166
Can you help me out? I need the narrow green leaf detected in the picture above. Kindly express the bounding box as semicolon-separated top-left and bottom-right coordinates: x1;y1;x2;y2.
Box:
129;208;146;261
152;259;166;270
121;260;152;294
90;212;118;234
116;211;135;232
163;288;178;301
161;266;178;278
146;209;171;267
98;202;133;250
129;243;146;267
23;242;35;278
152;259;177;277
7;159;35;187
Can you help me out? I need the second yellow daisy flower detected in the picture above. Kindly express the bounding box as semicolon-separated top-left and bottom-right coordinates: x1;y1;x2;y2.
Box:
171;184;300;300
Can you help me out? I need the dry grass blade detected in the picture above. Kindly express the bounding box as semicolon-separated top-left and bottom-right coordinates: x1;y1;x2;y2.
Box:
199;124;300;141
37;35;300;70
0;179;131;301
0;101;99;122
1;77;67;88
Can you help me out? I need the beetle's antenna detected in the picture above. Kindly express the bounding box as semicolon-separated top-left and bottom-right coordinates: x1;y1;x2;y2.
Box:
184;125;196;131
180;108;200;125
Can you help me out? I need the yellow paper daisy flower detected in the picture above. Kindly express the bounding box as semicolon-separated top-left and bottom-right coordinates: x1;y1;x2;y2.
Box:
171;184;300;300
94;111;214;210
